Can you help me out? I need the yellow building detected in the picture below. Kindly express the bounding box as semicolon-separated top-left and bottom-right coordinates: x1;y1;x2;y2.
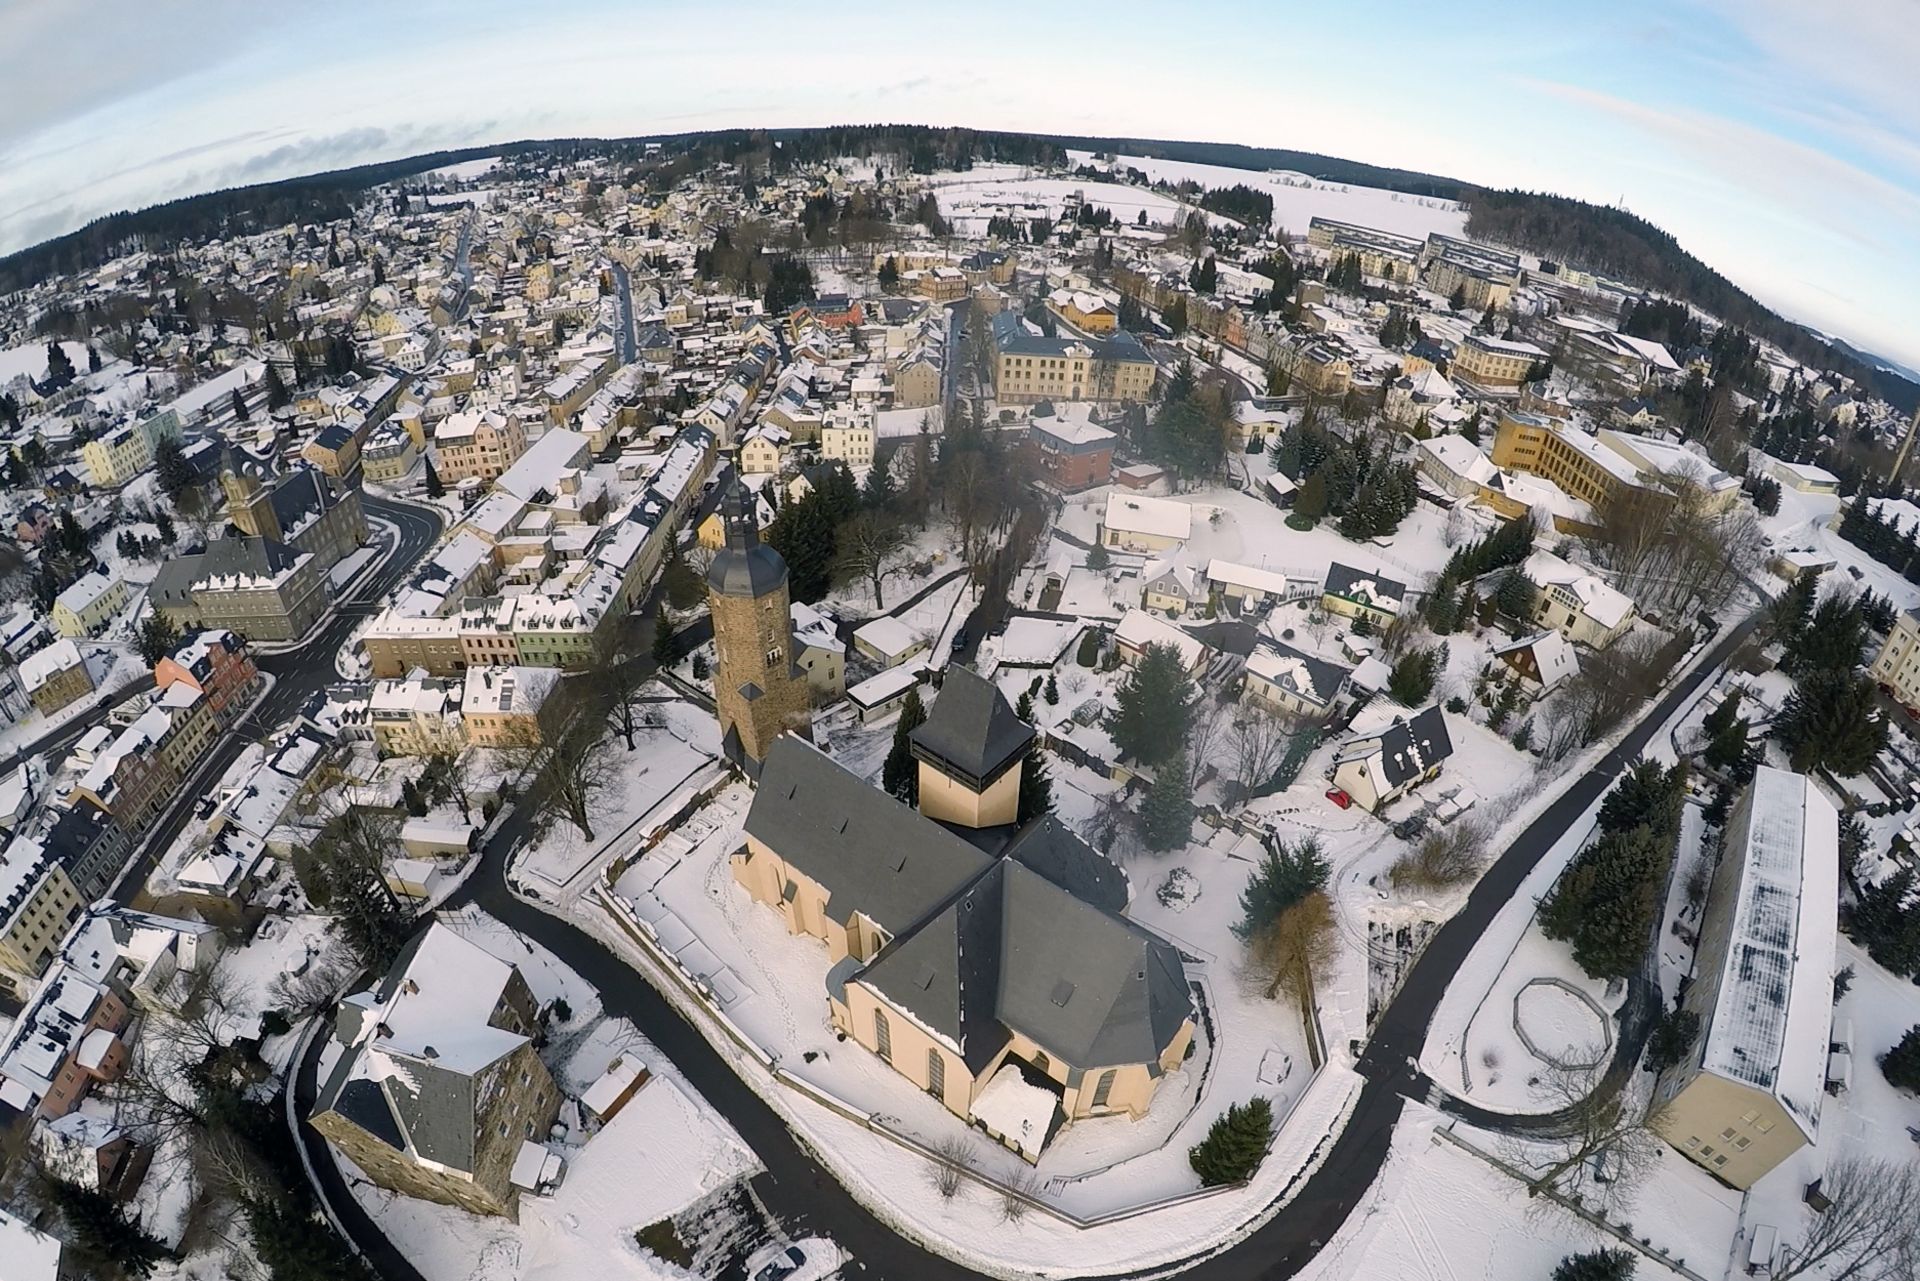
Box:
51;571;130;638
1046;289;1119;335
1868;609;1920;709
0;845;85;990
433;410;527;484
991;312;1155;407
301;424;360;478
1452;333;1545;389
79;424;152;488
820;418;875;469
729;674;1193;1162
1653;767;1835;1190
362;423;420;483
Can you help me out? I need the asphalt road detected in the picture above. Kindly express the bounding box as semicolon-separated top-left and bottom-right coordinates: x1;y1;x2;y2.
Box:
286;590;1758;1280
109;492;445;907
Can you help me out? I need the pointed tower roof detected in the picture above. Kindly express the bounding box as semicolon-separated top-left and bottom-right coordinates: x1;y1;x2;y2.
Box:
706;478;789;598
910;666;1037;791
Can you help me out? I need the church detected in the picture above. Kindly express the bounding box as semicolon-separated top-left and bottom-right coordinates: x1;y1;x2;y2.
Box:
219;445;369;576
707;501;1194;1160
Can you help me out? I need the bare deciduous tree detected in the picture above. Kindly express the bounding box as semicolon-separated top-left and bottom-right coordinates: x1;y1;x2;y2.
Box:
834;511;912;609
1248;891;1338;1001
1768;1156;1920;1281
1186;697;1232;789
1511;1058;1663;1214
931;1135;976;1200
1226;704;1294;800
510;722;619;842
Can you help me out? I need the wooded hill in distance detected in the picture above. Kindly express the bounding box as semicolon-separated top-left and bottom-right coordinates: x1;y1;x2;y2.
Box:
2;124;1911;411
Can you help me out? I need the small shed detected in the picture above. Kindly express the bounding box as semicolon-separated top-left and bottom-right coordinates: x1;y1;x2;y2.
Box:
852;615;928;669
581;1054;651;1125
847;661;928;725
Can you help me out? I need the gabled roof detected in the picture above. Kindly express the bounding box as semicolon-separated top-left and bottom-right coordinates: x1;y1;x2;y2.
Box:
1373;706;1453;787
1324;561;1407;607
745;738;993;934
910;666;1035;789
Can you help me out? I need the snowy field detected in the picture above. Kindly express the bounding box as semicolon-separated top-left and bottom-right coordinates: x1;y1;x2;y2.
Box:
0;339;92;386
343;907;768;1281
1066;150;1470;242
421;156;501;182
926;164;1236;236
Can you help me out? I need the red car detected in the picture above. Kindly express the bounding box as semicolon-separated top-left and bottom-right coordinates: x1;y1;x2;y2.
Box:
1325;788;1353;810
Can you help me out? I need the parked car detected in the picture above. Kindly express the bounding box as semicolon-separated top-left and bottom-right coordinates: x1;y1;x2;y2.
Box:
745;1238;839;1281
950;627;969;655
1325;788;1352;810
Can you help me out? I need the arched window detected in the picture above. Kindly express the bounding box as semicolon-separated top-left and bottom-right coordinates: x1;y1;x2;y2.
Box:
927;1049;945;1098
872;1007;892;1062
1091;1069;1116;1109
1030;1050;1050;1076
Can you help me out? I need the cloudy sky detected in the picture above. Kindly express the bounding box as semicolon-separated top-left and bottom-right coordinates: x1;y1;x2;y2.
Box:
3;0;1916;368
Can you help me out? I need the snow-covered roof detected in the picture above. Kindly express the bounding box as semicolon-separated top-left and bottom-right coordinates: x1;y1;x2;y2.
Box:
995;615;1085;667
18;638;85;692
0;1207;61;1281
1103;492;1192;541
1206;558;1296;598
1692;767;1838;1140
580;1054;648;1118
1115;608;1208;670
847;660;927;709
1492;630;1580;688
969;1063;1057;1158
1523;550;1634;629
852;614;924;660
1416;434;1498;487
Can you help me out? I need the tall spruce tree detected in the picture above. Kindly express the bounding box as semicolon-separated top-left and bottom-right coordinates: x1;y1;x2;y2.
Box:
1105;643;1198;766
1188;1098;1274;1186
882;687;927;804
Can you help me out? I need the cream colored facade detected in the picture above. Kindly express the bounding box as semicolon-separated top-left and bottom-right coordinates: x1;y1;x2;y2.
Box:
916;759;1020;829
1869;611;1920;708
739;433;784;475
362;426;420;482
1652;1070;1807;1192
51;574;130;638
1453;334;1543;388
80;426;152;488
0;861;85;986
434;411;527;484
821;421;875;468
995;346;1154;406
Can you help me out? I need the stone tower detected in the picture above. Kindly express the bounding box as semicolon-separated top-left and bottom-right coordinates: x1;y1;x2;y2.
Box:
707;481;812;773
219;445;280;540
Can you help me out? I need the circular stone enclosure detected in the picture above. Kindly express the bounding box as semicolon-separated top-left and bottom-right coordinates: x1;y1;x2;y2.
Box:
1512;977;1611;1070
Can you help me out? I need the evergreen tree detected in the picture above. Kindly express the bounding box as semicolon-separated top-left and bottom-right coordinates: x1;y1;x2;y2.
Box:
1883;1025;1920;1093
264;361;292;409
1645;1006;1701;1073
1493;570;1535;618
1387;645;1442;706
1015;689;1035;721
1018;751;1054;824
1188;1097;1275;1186
43;340;77;385
136;612;180;666
861;460;896;511
1235;837;1330;939
1784;593;1866;675
882;687;926;804
48;1178;168;1278
154;508;175;544
153;436;195;500
660;537;705;611
1776;669;1887;776
423;454;445;498
1044;671;1059;704
651;615;676;665
1143;752;1194;851
1552;1249;1637;1281
1105;643;1198;766
230;387;250;422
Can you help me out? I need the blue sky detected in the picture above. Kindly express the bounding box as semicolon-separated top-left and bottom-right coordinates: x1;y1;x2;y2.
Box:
3;0;1916;369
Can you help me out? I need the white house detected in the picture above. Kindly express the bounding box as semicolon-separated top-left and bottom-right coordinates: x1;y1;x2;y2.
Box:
1099;493;1193;553
1329;705;1453;812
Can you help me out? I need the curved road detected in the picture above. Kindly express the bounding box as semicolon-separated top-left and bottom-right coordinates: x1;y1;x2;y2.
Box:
110;492;445;907
288;601;1756;1280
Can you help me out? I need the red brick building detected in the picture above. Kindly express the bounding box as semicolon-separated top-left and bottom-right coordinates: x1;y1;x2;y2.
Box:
154;630;259;728
1028;407;1119;492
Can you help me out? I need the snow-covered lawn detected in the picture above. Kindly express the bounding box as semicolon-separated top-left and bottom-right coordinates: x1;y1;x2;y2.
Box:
512;692;724;897
1065;151;1471;243
0;643;147;759
926;164;1233;236
342;907;766;1281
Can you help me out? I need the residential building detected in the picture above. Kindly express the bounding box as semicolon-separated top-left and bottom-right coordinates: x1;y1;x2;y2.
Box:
461;665;562;746
1868;609;1920;709
731;693;1192;1162
148;537;327;643
990;312;1155;407
789;602;845;698
1142;563;1205;617
820;416;875;469
51;570;129;638
852;615;929;670
1653;767;1836;1190
708;483;813;772
1522;550;1637;649
1759;455;1841;495
363;422;420;482
1491;630;1579;692
79;423;152;488
434;410;528;484
1028;405;1117;491
153;630;259;727
1046;289;1119;335
0;1207;61;1281
0;839;85;990
303;423;361;477
1243;642;1350;718
310;924;563;1218
1321;563;1406;629
1329;706;1454;812
368;674;465;756
739;424;789;475
19;639;93;715
1099;493;1192;553
1114;608;1210;673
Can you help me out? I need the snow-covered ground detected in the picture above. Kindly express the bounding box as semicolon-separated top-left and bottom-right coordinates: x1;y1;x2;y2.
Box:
341;907;768;1281
512;692;724;897
926;164;1237;236
1066;151;1470;242
0;643;146;759
422;156;501;182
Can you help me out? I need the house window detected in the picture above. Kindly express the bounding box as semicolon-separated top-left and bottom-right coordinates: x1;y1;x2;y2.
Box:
873;1008;892;1062
1092;1069;1116;1109
927;1049;945;1098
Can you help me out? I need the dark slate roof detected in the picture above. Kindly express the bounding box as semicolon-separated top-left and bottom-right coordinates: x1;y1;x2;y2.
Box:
988;310;1151;363
909;667;1035;789
745;738;993;934
1002;816;1129;913
1376;706;1455;788
707;479;789;598
864;858;1187;1072
1323;561;1407;604
313;423;355;450
1254;640;1351;705
149;536;305;607
267;466;332;534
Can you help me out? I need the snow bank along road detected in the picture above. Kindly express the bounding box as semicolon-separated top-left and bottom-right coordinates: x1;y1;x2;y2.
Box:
297;609;1759;1281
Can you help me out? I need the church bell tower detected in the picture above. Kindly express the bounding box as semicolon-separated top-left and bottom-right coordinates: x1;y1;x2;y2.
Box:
706;481;812;773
